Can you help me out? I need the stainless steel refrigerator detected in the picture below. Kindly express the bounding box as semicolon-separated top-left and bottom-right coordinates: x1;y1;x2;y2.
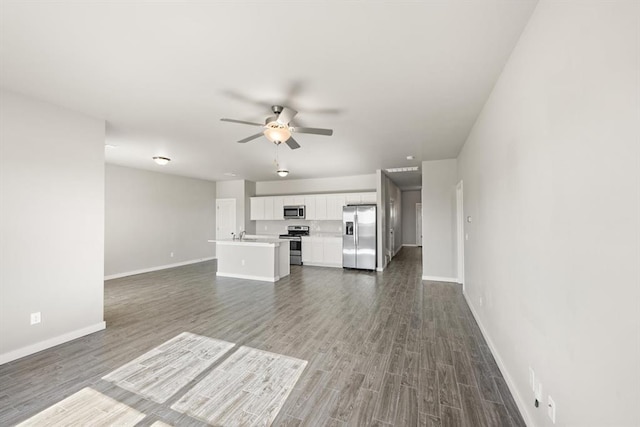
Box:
343;205;377;270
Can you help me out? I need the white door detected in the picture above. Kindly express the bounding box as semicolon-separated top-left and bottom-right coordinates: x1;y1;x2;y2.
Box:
416;203;422;247
216;199;237;239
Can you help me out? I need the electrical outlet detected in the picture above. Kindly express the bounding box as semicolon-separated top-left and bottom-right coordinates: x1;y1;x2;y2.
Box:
548;395;556;423
30;312;41;325
529;367;535;390
479;296;484;306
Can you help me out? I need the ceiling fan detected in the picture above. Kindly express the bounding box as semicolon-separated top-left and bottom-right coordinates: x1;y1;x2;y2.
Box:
221;105;333;150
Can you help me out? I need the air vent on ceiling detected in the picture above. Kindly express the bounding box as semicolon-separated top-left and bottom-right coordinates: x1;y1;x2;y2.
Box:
385;166;420;173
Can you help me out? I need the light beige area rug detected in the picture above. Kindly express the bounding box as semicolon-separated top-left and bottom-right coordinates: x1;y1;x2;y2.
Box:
17;387;146;426
171;346;307;425
102;332;235;403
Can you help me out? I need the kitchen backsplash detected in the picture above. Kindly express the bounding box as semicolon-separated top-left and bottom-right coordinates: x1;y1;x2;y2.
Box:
255;220;343;236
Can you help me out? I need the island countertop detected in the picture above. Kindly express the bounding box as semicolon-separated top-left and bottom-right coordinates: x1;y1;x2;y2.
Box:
208;237;288;246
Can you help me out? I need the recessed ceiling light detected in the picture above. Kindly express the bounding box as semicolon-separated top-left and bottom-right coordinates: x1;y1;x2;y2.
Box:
386;166;420;173
406;155;415;160
223;172;237;177
153;156;171;166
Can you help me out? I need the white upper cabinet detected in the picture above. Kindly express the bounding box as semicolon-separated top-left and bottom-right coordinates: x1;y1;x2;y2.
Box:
250;197;265;220
315;195;328;220
283;196;304;206
264;197;274;220
304;196;316;220
360;192;377;203
251;192;376;221
272;196;284;220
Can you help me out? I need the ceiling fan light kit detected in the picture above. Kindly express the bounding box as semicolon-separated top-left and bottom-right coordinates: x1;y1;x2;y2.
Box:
276;169;289;177
220;104;333;151
153;156;171;165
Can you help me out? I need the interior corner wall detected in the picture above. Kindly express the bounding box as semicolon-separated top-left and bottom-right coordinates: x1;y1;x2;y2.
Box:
0;90;105;364
105;164;216;278
401;190;421;245
421;159;457;281
376;171;402;269
244;180;256;234
456;2;640;426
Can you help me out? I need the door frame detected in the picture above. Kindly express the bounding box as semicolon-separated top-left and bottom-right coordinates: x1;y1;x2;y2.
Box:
456;181;465;289
416;203;422;247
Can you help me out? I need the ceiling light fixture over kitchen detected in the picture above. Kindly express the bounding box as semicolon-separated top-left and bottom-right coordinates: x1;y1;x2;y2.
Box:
273;142;289;178
153;156;171;165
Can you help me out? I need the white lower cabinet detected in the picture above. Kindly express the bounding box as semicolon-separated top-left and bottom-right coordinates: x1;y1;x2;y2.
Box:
301;236;342;268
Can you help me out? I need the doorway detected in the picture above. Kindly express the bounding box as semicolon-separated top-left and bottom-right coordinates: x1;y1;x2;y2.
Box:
416;203;422;247
216;199;237;240
456;181;464;288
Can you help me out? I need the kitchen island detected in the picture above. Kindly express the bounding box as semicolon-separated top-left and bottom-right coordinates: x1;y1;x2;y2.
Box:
208;237;290;282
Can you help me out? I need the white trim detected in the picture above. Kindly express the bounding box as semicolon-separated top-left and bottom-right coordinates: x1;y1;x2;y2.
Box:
402;244;418;247
302;262;342;268
376;267;384;272
421;275;459;283
216;272;279;282
0;321;106;365
464;293;534;427
456;180;465;289
394;245;402;256
105;257;215;280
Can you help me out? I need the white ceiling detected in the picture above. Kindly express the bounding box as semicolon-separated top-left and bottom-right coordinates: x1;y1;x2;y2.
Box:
0;1;537;189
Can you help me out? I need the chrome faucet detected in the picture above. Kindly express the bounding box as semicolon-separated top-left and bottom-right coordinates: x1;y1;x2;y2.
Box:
239;230;246;240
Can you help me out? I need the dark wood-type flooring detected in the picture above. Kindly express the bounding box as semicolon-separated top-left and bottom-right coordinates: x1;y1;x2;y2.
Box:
0;247;525;426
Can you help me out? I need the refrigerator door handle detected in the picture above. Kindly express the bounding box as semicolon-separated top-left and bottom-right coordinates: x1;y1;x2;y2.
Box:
354;213;358;247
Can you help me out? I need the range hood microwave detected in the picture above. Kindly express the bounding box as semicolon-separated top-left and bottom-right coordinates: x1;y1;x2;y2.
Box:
284;205;305;219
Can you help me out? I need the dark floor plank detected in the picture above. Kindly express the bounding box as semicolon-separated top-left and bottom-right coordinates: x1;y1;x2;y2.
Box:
494;377;527;427
440;405;464;427
458;384;488;427
437;364;461;409
483;400;513;427
395;385;419;425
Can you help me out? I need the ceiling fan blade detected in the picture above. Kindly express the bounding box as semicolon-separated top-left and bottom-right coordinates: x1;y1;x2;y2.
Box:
237;132;264;143
293;127;333;136
277;107;298;125
221;118;265;127
284;136;301;150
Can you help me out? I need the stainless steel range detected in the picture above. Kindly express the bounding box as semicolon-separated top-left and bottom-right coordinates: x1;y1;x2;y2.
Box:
279;225;310;265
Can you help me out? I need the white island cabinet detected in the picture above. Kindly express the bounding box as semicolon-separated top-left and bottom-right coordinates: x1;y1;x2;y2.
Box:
208;238;290;282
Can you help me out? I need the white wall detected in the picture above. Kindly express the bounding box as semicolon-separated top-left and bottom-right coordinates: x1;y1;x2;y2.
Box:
421;159;457;281
0;90;105;364
256;173;376;195
105;164;216;278
457;2;640;426
401;190;421;245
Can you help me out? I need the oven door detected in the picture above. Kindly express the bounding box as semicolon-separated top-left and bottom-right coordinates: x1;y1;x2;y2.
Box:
288;238;302;265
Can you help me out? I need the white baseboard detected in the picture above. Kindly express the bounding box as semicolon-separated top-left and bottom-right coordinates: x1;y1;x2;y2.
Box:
0;321;106;365
421;275;460;283
105;257;216;280
464;293;534;427
216;272;278;282
402;244;418;247
303;262;342;269
376;267;384;272
394;246;402;256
